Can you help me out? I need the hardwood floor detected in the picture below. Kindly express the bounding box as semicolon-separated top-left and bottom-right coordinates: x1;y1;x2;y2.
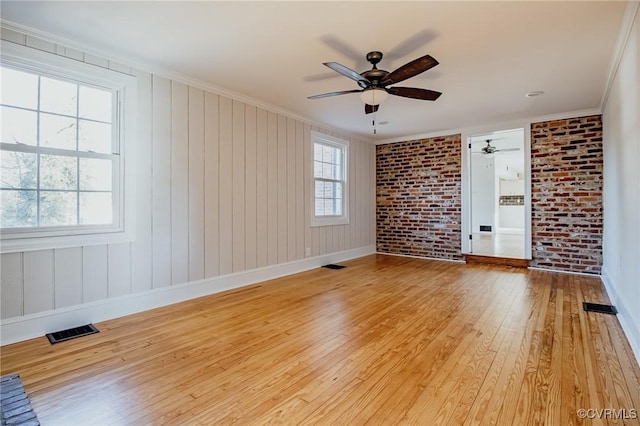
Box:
2;254;639;425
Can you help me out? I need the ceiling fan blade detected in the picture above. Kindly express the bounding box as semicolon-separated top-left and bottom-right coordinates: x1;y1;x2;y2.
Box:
365;104;379;114
323;62;370;86
382;54;438;85
386;86;442;101
307;89;362;99
495;148;520;152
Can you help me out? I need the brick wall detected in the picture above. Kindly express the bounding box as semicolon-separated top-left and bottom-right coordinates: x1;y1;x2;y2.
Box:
530;115;603;274
376;134;462;260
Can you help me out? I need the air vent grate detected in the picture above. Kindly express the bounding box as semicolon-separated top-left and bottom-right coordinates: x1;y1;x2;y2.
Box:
322;264;346;270
46;324;99;344
583;302;617;315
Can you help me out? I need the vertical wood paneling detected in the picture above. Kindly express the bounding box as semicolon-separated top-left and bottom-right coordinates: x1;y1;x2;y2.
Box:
83;245;108;303
171;82;189;285
277;115;288;263
348;138;356;250
295;121;305;259
357;141;365;247
0;26;380;326
54;247;82;309
256;109;269;267
108;243;131;297
152;75;172;288
267;112;279;265
131;70;153;293
1;253;23;319
23;250;53;315
287;118;297;261
303;124;314;257
218;96;233;275
232;100;246;272
245;105;258;270
188;87;205;281
204;92;220;278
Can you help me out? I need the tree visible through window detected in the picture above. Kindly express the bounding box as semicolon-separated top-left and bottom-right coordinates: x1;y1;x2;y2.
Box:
1;65;116;229
311;131;348;226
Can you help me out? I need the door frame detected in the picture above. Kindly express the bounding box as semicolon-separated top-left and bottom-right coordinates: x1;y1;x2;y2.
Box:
461;122;532;259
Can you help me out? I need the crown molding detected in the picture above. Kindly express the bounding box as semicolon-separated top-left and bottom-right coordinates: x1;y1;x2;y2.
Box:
0;19;374;144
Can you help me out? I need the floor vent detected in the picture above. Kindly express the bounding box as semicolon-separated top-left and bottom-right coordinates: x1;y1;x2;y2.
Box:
583;302;618;315
322;264;346;270
46;324;99;344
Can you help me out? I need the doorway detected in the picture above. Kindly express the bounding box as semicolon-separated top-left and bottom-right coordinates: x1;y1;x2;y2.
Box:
467;128;528;259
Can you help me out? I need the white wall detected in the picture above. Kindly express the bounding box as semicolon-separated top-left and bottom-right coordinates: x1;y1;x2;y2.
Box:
602;4;640;362
471;154;495;232
0;29;376;340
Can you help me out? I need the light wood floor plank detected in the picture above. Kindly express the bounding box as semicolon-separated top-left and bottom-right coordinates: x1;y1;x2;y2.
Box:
1;254;638;426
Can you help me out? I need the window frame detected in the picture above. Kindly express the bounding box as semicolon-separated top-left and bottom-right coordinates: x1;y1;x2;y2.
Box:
310;131;349;227
0;42;137;253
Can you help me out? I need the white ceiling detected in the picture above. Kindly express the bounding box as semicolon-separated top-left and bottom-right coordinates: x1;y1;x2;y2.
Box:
0;1;626;141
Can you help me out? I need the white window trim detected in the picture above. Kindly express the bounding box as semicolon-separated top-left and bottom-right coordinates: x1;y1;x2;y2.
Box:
0;42;137;253
310;130;349;227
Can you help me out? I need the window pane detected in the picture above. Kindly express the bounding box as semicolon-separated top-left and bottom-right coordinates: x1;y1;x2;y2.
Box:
0;189;36;227
39;191;77;226
80;192;112;225
313;143;323;161
79;120;111;153
1;66;38;109
40;154;77;190
335;182;342;199
313;161;323;178
40;76;77;116
314;180;324;198
40;113;77;150
324;198;335;215
79;86;112;122
0;151;37;189
317;199;325;216
1;106;37;145
80;158;112;191
322;163;333;180
322;145;333;163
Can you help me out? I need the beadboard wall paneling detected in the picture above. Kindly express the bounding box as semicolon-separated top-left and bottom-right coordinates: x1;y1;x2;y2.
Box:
0;30;376;323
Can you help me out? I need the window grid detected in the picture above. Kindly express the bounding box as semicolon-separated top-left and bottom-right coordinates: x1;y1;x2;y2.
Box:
313;141;345;218
1;65;116;229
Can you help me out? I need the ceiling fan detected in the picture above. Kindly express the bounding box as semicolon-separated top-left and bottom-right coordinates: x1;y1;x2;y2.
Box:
307;51;442;114
473;139;521;155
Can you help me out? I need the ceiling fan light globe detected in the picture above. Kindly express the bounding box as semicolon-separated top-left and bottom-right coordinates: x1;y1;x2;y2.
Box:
360;88;388;106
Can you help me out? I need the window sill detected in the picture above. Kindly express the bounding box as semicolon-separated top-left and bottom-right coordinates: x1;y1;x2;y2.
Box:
0;228;135;253
311;216;350;227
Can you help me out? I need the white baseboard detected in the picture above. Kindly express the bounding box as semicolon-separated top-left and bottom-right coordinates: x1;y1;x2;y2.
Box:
600;268;640;366
0;245;376;346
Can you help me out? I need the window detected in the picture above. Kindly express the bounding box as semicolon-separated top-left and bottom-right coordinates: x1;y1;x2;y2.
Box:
0;42;136;253
311;131;348;226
